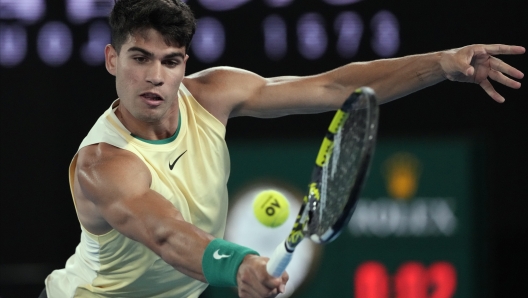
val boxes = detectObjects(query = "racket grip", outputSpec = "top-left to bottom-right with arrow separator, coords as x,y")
266,242 -> 293,277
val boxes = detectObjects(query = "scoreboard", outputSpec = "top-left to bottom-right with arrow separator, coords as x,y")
1,0 -> 401,68
206,138 -> 484,298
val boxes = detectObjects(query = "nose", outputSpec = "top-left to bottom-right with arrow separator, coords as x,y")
146,62 -> 164,87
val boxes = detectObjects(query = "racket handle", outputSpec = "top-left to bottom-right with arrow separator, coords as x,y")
266,242 -> 293,277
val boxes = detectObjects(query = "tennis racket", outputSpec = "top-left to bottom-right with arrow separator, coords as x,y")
266,86 -> 379,277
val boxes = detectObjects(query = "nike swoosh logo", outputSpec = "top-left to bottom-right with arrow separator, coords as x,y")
169,150 -> 187,170
213,249 -> 231,260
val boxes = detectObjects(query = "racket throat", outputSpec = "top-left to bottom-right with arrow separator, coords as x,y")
284,241 -> 296,253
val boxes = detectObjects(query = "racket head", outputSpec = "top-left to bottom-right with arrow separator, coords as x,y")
268,87 -> 379,276
305,87 -> 379,244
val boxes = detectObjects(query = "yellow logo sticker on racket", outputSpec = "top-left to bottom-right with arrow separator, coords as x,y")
328,109 -> 347,133
309,183 -> 321,201
316,138 -> 334,166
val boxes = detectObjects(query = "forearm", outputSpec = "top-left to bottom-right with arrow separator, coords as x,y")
326,51 -> 446,104
153,218 -> 214,282
95,182 -> 254,285
97,189 -> 214,282
155,221 -> 261,287
248,52 -> 447,117
127,207 -> 256,285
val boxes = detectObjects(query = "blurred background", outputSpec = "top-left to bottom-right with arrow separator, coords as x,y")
0,0 -> 526,297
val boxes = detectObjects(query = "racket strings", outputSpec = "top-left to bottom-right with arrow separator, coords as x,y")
331,127 -> 343,178
321,157 -> 328,223
320,125 -> 343,223
312,98 -> 372,236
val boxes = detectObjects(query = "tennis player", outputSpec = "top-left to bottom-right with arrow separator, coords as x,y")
42,0 -> 524,297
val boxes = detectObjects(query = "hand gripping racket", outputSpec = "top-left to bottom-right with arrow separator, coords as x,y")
266,87 -> 379,277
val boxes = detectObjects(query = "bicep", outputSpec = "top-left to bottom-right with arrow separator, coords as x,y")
186,67 -> 347,120
77,150 -> 183,250
234,74 -> 345,118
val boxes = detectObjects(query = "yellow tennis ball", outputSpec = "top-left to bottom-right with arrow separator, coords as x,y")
253,190 -> 290,228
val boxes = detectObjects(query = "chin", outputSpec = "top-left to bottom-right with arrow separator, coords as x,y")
132,110 -> 163,123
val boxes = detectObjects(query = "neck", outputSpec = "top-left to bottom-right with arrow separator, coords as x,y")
115,101 -> 180,140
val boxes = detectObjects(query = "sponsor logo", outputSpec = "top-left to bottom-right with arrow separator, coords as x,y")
383,152 -> 421,200
169,150 -> 187,170
348,197 -> 457,237
348,152 -> 457,237
213,249 -> 231,260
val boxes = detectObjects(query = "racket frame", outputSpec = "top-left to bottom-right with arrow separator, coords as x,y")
266,87 -> 379,277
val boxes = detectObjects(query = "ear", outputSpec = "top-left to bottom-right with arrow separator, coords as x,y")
105,44 -> 118,76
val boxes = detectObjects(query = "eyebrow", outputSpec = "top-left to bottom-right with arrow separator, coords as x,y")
127,47 -> 185,59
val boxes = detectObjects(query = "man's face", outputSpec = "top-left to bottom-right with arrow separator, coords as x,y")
105,28 -> 189,123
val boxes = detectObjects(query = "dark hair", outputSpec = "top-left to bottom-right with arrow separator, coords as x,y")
109,0 -> 196,54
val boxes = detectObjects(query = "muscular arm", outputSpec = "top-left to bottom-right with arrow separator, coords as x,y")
75,143 -> 288,296
75,143 -> 213,282
184,44 -> 524,122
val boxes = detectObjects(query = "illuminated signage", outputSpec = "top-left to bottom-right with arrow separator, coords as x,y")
205,139 -> 480,298
355,261 -> 457,298
0,0 -> 112,66
348,197 -> 458,237
1,0 -> 400,67
348,152 -> 457,238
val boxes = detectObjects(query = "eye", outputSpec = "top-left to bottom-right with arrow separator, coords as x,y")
163,60 -> 179,68
134,57 -> 147,63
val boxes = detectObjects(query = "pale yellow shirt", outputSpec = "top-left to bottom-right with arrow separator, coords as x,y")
45,84 -> 230,297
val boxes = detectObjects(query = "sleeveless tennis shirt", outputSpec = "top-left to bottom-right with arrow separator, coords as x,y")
45,84 -> 230,297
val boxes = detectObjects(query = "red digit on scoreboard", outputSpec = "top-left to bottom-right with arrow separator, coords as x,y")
354,261 -> 457,298
428,262 -> 457,298
354,261 -> 389,298
394,262 -> 428,298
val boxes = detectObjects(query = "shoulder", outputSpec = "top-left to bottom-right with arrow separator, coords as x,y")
185,66 -> 263,84
183,66 -> 266,100
183,67 -> 268,124
76,143 -> 151,203
77,143 -> 145,173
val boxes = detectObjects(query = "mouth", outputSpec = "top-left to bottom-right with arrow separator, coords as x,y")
140,92 -> 164,106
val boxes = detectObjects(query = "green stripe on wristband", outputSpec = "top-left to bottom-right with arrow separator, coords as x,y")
202,238 -> 259,287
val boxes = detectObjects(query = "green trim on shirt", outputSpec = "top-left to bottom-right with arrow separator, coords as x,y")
131,111 -> 181,144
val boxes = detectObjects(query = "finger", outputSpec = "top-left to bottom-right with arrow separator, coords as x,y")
238,283 -> 275,298
259,277 -> 284,298
489,69 -> 522,89
479,79 -> 504,103
267,288 -> 279,297
238,273 -> 275,298
280,272 -> 289,293
481,44 -> 526,56
238,286 -> 260,298
237,288 -> 250,298
453,49 -> 473,76
465,66 -> 475,76
252,279 -> 279,298
262,276 -> 282,290
261,276 -> 283,296
490,57 -> 525,79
